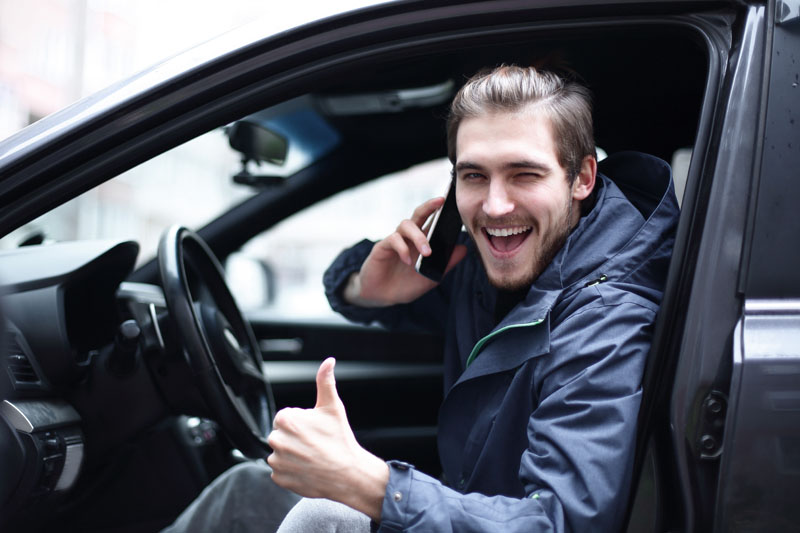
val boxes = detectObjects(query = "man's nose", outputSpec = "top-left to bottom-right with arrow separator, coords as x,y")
482,180 -> 514,218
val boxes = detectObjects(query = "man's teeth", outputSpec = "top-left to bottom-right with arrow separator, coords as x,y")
485,226 -> 531,237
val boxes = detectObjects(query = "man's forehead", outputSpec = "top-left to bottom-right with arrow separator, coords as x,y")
454,108 -> 559,165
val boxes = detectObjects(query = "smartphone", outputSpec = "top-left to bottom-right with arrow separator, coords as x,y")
416,180 -> 463,282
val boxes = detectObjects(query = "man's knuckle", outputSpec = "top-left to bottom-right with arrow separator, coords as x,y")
272,410 -> 287,427
398,219 -> 415,233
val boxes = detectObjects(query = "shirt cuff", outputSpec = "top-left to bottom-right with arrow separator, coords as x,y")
375,460 -> 414,532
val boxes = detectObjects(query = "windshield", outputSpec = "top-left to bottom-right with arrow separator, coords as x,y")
0,129 -> 254,262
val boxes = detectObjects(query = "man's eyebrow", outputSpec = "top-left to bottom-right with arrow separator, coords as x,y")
504,160 -> 551,172
455,161 -> 485,172
455,160 -> 552,172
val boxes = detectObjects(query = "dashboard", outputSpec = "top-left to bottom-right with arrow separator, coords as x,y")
0,240 -> 190,526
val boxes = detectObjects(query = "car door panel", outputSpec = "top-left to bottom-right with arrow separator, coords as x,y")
250,318 -> 445,476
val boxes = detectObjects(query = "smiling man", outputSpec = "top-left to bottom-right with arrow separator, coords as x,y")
454,108 -> 594,291
266,65 -> 680,533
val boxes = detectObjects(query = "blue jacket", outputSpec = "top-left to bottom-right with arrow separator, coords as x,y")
323,152 -> 679,532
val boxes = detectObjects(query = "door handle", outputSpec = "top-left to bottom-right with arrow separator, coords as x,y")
259,338 -> 303,355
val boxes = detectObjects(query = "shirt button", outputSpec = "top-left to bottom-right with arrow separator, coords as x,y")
393,491 -> 403,502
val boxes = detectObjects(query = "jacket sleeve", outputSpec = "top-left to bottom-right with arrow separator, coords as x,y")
376,293 -> 655,533
378,462 -> 563,533
322,239 -> 455,334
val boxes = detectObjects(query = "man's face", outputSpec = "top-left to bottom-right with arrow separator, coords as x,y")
454,109 -> 589,291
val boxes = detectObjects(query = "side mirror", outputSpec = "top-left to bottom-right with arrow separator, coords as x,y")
227,121 -> 288,166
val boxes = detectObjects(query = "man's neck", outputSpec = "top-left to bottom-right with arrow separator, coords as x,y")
493,286 -> 530,325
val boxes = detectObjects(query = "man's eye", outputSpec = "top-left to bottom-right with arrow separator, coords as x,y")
462,172 -> 485,180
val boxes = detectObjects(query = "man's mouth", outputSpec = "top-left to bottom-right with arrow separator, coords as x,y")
483,226 -> 532,253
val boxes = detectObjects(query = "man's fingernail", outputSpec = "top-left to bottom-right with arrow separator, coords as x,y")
422,245 -> 431,255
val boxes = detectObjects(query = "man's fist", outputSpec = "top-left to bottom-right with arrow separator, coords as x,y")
267,358 -> 389,521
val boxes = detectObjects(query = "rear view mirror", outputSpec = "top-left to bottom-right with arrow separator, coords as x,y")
227,121 -> 288,166
227,98 -> 341,187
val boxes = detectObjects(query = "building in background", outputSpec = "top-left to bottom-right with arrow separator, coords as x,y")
0,0 -> 277,138
0,1 -> 268,254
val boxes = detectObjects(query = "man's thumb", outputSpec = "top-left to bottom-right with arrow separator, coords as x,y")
315,357 -> 340,409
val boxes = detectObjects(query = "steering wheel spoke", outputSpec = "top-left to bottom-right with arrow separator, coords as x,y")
224,383 -> 262,435
158,226 -> 274,458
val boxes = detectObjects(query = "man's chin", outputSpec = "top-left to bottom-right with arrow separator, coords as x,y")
474,244 -> 539,292
485,269 -> 536,292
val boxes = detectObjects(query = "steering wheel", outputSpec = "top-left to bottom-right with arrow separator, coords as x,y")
158,226 -> 274,458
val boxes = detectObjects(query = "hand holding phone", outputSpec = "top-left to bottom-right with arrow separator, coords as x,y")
345,191 -> 465,307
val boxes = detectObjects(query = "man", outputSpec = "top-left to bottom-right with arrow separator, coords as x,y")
166,65 -> 678,533
266,65 -> 679,532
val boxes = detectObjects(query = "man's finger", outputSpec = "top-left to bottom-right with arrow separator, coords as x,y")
410,196 -> 445,227
315,357 -> 340,409
396,219 -> 432,258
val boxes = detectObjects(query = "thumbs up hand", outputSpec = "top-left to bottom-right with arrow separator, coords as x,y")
267,358 -> 389,521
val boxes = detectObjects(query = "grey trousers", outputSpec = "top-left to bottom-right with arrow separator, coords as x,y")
161,460 -> 371,533
161,460 -> 301,533
276,498 -> 372,533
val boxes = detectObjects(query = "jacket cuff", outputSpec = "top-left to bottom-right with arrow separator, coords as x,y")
375,460 -> 415,532
323,239 -> 377,322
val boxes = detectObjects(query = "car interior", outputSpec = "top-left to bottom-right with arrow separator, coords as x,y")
0,13 -> 716,533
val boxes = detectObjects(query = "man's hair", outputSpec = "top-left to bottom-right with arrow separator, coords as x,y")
447,65 -> 596,181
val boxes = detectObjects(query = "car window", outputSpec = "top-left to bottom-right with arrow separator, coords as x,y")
0,130 -> 255,259
230,158 -> 453,321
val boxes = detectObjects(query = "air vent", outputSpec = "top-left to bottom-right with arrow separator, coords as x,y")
6,335 -> 41,385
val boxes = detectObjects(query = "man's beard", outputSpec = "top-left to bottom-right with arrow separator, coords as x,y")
473,201 -> 574,292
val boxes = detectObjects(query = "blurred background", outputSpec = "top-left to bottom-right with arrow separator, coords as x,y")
0,0 -> 386,138
0,0 -> 453,320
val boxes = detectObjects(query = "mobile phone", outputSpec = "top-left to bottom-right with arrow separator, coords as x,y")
416,180 -> 463,282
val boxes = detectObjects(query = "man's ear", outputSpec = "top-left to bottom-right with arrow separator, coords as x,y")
572,155 -> 597,201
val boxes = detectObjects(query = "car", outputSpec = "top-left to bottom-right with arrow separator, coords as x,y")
1,1 -> 798,531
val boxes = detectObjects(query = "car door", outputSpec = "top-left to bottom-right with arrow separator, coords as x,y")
712,9 -> 800,531
626,4 -> 800,532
